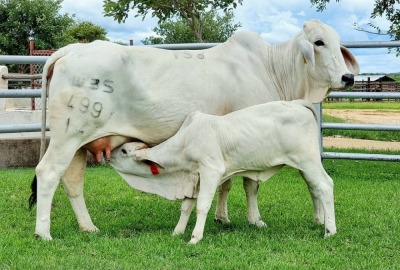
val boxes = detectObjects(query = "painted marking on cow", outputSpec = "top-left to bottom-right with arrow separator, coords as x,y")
67,95 -> 104,118
89,79 -> 100,90
103,79 -> 114,93
91,102 -> 103,118
79,97 -> 91,113
72,76 -> 84,87
173,51 -> 205,60
67,95 -> 74,109
66,117 -> 70,132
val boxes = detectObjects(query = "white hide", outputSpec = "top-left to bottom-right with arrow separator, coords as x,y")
111,100 -> 336,244
35,19 -> 351,240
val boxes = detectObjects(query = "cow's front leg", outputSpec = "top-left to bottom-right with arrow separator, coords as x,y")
173,198 -> 196,235
61,148 -> 98,233
243,178 -> 266,228
215,178 -> 232,224
190,168 -> 222,244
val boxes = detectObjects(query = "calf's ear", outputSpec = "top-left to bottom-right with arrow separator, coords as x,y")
299,39 -> 315,67
134,151 -> 166,170
341,46 -> 360,75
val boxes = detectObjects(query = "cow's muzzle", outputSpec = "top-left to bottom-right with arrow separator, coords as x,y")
341,73 -> 354,87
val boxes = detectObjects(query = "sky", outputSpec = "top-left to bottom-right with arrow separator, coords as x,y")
60,0 -> 400,74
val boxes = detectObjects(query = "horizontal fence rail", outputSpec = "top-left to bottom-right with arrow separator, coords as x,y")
1,40 -> 399,163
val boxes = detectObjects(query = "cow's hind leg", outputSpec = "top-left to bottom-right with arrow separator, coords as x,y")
215,178 -> 232,224
35,141 -> 80,240
173,198 -> 196,235
300,163 -> 336,237
243,178 -> 266,227
61,147 -> 98,232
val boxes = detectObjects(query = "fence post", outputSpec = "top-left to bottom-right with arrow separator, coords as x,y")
0,66 -> 8,111
0,65 -> 7,89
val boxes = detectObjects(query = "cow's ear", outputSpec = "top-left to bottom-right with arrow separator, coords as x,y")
341,46 -> 360,75
299,39 -> 315,67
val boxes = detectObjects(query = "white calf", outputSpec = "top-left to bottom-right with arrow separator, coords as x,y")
111,100 -> 336,244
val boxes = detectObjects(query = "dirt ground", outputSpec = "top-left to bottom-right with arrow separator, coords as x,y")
322,109 -> 400,150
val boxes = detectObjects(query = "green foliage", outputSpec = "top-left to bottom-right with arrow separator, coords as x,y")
103,0 -> 243,42
0,0 -> 74,55
310,0 -> 400,55
142,10 -> 241,44
1,162 -> 400,269
62,21 -> 108,44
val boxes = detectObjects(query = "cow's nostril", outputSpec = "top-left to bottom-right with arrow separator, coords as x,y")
121,149 -> 127,155
341,73 -> 354,86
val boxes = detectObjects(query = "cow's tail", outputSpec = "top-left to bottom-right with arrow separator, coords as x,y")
28,175 -> 37,210
30,44 -> 82,209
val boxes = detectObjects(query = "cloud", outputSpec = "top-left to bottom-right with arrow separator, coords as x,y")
59,0 -> 399,73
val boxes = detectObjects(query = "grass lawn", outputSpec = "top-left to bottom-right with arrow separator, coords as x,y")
1,161 -> 399,270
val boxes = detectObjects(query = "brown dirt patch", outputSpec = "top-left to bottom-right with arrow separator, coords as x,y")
323,109 -> 400,150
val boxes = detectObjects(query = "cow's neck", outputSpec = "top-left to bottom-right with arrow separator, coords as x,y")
265,39 -> 329,103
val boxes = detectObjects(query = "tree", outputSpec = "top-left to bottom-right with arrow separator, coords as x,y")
310,0 -> 400,54
103,0 -> 243,42
62,21 -> 108,44
0,0 -> 74,55
142,10 -> 241,44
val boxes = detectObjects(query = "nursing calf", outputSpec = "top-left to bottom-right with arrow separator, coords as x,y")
111,100 -> 336,244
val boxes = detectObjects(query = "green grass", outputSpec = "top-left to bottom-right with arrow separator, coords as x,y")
322,101 -> 400,110
1,163 -> 400,269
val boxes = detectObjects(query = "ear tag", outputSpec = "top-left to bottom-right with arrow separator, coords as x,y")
149,163 -> 160,175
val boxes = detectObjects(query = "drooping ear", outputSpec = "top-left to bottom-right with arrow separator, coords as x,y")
134,151 -> 166,170
298,39 -> 315,67
340,46 -> 360,75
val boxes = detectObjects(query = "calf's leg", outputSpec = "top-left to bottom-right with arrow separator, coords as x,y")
215,178 -> 232,224
300,164 -> 336,237
173,198 -> 196,235
61,148 -> 98,232
190,169 -> 222,244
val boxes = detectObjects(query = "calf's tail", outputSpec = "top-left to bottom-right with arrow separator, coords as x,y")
28,175 -> 38,209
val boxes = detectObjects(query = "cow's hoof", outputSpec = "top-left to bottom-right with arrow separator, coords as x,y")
214,217 -> 231,224
324,228 -> 337,237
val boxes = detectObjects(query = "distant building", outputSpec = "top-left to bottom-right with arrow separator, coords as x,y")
355,75 -> 395,82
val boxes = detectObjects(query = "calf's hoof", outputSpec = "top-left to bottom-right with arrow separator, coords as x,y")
80,225 -> 100,233
250,219 -> 267,228
34,232 -> 53,241
189,235 -> 202,245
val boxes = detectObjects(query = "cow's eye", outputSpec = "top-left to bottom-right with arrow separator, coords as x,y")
314,40 -> 325,46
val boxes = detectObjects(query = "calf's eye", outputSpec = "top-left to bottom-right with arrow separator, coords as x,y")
314,40 -> 325,46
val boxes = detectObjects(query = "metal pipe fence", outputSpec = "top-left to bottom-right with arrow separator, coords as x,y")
1,40 -> 399,162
